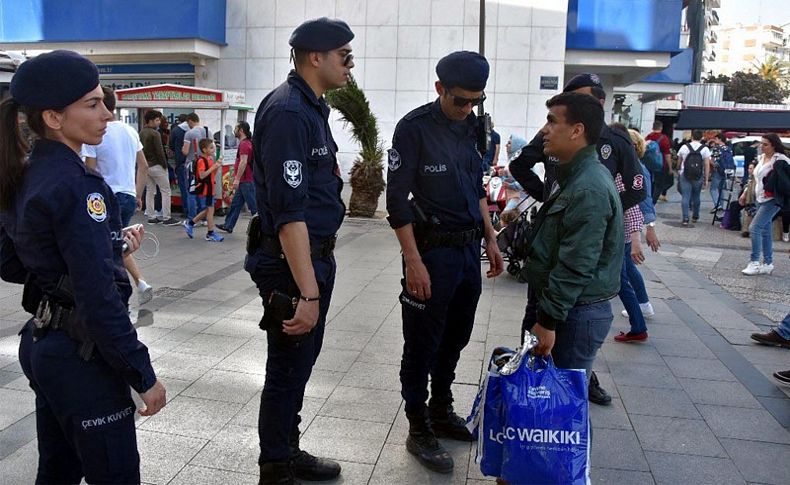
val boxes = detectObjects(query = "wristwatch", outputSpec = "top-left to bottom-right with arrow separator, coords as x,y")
647,222 -> 656,227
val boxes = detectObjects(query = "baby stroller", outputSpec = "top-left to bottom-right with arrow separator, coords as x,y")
481,195 -> 539,283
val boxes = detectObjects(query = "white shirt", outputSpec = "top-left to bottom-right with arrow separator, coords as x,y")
82,121 -> 143,197
754,153 -> 790,203
677,141 -> 711,176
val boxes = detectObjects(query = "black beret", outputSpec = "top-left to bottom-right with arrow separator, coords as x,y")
10,50 -> 99,110
563,73 -> 604,93
289,17 -> 354,52
436,51 -> 489,91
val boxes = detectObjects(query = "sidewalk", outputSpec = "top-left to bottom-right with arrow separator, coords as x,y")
1,196 -> 789,484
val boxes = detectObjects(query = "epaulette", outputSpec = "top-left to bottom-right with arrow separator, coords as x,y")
284,85 -> 301,113
404,103 -> 432,121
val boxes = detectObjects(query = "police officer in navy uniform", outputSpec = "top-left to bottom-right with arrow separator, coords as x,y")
509,73 -> 647,406
0,50 -> 166,483
387,51 -> 504,474
247,18 -> 354,485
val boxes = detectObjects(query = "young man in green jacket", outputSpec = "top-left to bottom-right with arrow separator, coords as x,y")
526,92 -> 624,379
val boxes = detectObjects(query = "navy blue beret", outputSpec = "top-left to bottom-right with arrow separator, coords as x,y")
563,73 -> 604,93
436,51 -> 489,91
10,50 -> 99,110
289,17 -> 354,52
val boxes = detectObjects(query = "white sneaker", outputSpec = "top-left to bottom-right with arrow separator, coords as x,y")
741,261 -> 762,275
621,302 -> 655,319
138,281 -> 153,305
783,232 -> 789,243
759,263 -> 774,275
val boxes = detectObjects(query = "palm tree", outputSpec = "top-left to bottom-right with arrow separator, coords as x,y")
752,55 -> 789,85
325,75 -> 385,218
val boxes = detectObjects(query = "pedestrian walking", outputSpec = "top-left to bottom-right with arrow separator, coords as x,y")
246,17 -> 354,485
217,121 -> 257,233
0,49 -> 165,483
140,109 -> 179,225
183,139 -> 224,242
677,130 -> 712,225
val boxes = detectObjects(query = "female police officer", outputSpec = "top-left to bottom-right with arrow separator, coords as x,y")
0,50 -> 166,484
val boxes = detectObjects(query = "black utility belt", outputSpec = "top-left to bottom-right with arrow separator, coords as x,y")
28,296 -> 95,361
260,234 -> 337,260
419,227 -> 482,249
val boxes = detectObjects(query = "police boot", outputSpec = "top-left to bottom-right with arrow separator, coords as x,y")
428,396 -> 474,442
588,371 -> 612,406
406,410 -> 454,474
288,431 -> 341,481
258,462 -> 294,485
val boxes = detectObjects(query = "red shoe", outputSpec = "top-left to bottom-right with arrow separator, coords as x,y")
615,331 -> 648,343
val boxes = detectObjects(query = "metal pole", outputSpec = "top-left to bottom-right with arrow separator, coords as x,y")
478,0 -> 485,116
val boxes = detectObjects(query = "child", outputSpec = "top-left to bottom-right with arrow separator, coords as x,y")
184,139 -> 224,242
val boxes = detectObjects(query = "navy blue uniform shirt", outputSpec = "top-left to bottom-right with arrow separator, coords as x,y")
387,100 -> 486,231
0,140 -> 156,393
597,124 -> 646,211
252,71 -> 345,242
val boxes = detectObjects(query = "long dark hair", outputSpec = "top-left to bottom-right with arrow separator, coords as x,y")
0,98 -> 30,210
762,133 -> 786,157
236,121 -> 252,139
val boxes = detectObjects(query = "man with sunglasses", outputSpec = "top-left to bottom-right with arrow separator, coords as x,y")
386,50 -> 504,474
247,17 -> 354,485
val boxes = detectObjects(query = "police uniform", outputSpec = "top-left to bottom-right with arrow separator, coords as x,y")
246,17 -> 351,484
0,50 -> 156,483
386,51 -> 489,473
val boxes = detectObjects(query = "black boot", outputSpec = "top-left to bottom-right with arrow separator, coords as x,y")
288,429 -> 341,481
406,410 -> 454,474
259,462 -> 294,485
588,371 -> 612,406
428,397 -> 474,442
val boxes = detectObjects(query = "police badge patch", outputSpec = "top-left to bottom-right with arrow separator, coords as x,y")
388,148 -> 401,172
600,144 -> 612,160
283,160 -> 303,188
86,193 -> 107,222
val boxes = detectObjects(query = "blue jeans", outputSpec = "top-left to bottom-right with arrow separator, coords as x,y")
679,176 -> 703,221
710,171 -> 725,207
175,164 -> 195,219
776,313 -> 790,340
619,243 -> 648,334
114,192 -> 137,227
624,245 -> 649,304
749,200 -> 782,264
551,301 -> 612,383
222,182 -> 257,231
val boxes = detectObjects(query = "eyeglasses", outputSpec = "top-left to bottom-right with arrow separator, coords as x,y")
448,91 -> 486,107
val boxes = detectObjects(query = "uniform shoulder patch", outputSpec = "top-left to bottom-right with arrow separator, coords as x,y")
388,148 -> 401,172
600,144 -> 612,160
283,160 -> 303,188
86,193 -> 107,222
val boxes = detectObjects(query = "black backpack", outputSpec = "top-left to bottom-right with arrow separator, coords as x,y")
189,156 -> 209,195
683,144 -> 704,181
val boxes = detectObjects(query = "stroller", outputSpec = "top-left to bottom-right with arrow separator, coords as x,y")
484,171 -> 508,230
482,195 -> 539,283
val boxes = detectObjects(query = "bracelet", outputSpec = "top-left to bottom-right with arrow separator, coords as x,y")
299,294 -> 320,302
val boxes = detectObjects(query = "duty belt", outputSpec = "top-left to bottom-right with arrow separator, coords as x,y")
260,234 -> 337,260
29,296 -> 95,361
420,227 -> 482,250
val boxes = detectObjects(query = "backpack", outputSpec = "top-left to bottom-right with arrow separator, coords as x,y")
189,156 -> 209,195
642,140 -> 663,172
683,143 -> 704,181
718,145 -> 735,172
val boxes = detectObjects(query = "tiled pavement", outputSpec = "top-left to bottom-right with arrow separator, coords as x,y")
1,193 -> 789,484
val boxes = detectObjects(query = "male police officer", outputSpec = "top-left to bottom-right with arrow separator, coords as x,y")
509,73 -> 646,406
247,18 -> 354,485
387,51 -> 504,474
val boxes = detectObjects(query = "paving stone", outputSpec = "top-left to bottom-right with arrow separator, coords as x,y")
305,369 -> 345,399
139,395 -> 242,440
0,412 -> 35,460
631,415 -> 726,457
168,464 -> 258,485
137,429 -> 206,485
320,460 -> 375,484
599,342 -> 667,365
321,329 -> 374,351
0,439 -> 38,484
719,438 -> 790,485
230,393 -> 324,431
314,348 -> 362,373
645,451 -> 746,485
736,345 -> 790,367
174,333 -> 247,360
300,416 -> 389,464
679,378 -> 763,408
665,356 -> 738,381
190,424 -> 259,475
590,468 -> 655,484
214,339 -> 268,375
369,442 -> 471,484
201,318 -> 261,338
0,388 -> 34,431
181,369 -> 265,404
618,385 -> 701,419
589,398 -> 632,431
651,337 -> 718,359
590,428 -> 649,471
340,361 -> 401,391
319,386 -> 401,423
608,362 -> 682,389
150,351 -> 222,381
697,404 -> 790,444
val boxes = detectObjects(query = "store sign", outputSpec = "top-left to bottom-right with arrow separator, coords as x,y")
540,76 -> 559,90
117,85 -> 223,103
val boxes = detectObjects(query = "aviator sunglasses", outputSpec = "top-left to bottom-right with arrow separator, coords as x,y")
448,91 -> 486,107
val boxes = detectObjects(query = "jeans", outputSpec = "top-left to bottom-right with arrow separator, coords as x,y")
679,176 -> 703,221
619,243 -> 648,334
175,164 -> 195,219
710,171 -> 725,207
551,301 -> 613,382
115,192 -> 137,227
222,181 -> 257,231
776,313 -> 790,340
749,200 -> 782,264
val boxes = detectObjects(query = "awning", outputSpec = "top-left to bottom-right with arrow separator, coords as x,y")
675,107 -> 790,131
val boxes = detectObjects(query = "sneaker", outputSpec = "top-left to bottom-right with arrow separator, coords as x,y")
783,232 -> 790,243
215,223 -> 232,234
199,220 -> 208,226
205,231 -> 224,242
183,220 -> 194,239
138,281 -> 153,305
588,371 -> 611,406
621,302 -> 655,319
692,217 -> 699,223
750,330 -> 790,348
682,219 -> 689,226
160,217 -> 181,226
614,331 -> 649,342
741,261 -> 761,275
774,370 -> 790,386
147,217 -> 160,224
659,195 -> 668,202
759,263 -> 774,275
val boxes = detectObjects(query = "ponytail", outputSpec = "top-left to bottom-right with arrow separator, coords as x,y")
0,97 -> 29,211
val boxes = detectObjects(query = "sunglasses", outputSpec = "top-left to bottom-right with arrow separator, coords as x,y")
338,51 -> 354,67
448,91 -> 486,107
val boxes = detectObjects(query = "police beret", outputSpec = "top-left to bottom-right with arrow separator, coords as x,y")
436,51 -> 489,91
10,50 -> 99,110
289,17 -> 354,52
563,73 -> 604,93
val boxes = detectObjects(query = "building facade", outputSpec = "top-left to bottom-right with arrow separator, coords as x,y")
707,23 -> 790,77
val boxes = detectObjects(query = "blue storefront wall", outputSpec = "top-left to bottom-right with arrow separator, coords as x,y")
641,48 -> 694,84
0,0 -> 226,45
567,0 -> 683,53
